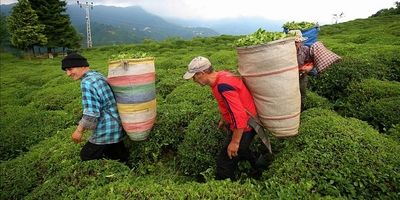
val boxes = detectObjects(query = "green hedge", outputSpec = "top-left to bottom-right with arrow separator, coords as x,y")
2,110 -> 399,199
341,79 -> 400,106
0,128 -> 81,199
304,91 -> 333,111
309,58 -> 389,101
155,68 -> 188,99
357,97 -> 400,131
29,82 -> 80,111
339,79 -> 400,132
387,124 -> 400,142
24,160 -> 131,200
165,82 -> 214,105
0,105 -> 74,160
127,101 -> 203,164
264,108 -> 400,199
177,106 -> 225,177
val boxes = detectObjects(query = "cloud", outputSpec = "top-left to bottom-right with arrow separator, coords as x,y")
3,0 -> 397,24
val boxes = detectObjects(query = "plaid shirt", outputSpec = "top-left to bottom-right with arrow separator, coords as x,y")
79,70 -> 124,144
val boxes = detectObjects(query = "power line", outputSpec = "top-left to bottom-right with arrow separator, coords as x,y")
77,1 -> 93,48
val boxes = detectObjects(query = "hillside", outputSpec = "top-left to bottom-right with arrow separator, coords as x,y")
0,13 -> 399,199
0,4 -> 219,46
166,16 -> 284,35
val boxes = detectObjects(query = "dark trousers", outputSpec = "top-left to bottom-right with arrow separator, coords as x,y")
299,74 -> 308,112
80,140 -> 129,163
216,130 -> 257,180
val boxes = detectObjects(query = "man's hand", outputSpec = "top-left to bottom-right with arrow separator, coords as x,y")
227,141 -> 239,159
299,64 -> 313,74
218,119 -> 225,130
71,125 -> 85,143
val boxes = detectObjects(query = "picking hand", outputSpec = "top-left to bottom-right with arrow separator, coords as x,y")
227,142 -> 239,159
299,64 -> 313,73
71,130 -> 83,143
218,119 -> 225,130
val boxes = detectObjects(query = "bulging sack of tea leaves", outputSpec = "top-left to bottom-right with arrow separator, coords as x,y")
107,57 -> 156,141
236,37 -> 301,138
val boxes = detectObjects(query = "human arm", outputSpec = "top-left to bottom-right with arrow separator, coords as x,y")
71,124 -> 85,143
218,116 -> 225,130
227,128 -> 244,159
73,78 -> 101,143
217,83 -> 248,158
297,45 -> 316,75
71,114 -> 98,143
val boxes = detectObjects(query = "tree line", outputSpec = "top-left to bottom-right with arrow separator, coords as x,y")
3,0 -> 81,57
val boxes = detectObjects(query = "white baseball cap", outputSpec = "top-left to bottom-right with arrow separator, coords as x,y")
289,30 -> 308,42
183,56 -> 212,79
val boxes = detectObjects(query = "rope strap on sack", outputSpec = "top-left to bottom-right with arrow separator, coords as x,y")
246,110 -> 272,154
239,65 -> 298,77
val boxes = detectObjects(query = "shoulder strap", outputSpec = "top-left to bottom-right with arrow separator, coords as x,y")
245,110 -> 272,154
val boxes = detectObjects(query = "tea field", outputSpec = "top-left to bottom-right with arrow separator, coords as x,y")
1,14 -> 399,199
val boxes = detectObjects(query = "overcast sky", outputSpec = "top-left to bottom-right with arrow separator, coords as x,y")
1,0 -> 397,24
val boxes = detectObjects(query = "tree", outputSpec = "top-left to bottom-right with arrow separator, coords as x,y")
62,25 -> 82,52
7,0 -> 47,56
0,13 -> 10,47
371,1 -> 400,17
29,0 -> 81,54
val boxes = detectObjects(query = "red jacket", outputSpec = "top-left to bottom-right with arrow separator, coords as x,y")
211,71 -> 257,131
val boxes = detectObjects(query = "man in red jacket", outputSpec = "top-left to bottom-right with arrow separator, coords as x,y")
183,56 -> 263,180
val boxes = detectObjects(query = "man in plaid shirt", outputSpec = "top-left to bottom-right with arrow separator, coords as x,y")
62,53 -> 128,163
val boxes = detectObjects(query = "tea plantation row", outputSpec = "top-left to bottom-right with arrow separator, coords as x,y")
1,15 -> 399,199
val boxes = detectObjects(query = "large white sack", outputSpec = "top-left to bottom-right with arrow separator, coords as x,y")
237,38 -> 301,137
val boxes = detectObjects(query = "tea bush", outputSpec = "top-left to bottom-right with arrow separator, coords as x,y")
156,54 -> 188,70
376,50 -> 400,82
156,68 -> 187,98
1,13 -> 400,199
342,79 -> 400,105
309,57 -> 389,101
128,81 -> 216,166
320,15 -> 400,46
63,97 -> 83,124
0,127 -> 81,199
356,97 -> 400,132
208,50 -> 236,68
128,101 -> 202,163
303,91 -> 333,111
387,124 -> 400,142
338,79 -> 400,131
0,105 -> 74,160
177,106 -> 225,177
77,178 -> 263,199
312,15 -> 400,101
264,108 -> 400,199
24,159 -> 131,200
29,82 -> 81,111
165,82 -> 214,105
0,81 -> 40,106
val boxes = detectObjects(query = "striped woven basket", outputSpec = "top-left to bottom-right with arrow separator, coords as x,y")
107,57 -> 156,141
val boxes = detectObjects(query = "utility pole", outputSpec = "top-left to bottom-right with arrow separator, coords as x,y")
332,12 -> 344,24
77,1 -> 93,48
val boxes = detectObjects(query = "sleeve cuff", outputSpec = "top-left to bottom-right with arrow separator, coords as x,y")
308,67 -> 319,76
79,115 -> 98,130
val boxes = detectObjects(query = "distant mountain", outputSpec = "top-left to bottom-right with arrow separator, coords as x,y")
166,17 -> 285,35
67,5 -> 219,44
0,4 -> 219,46
0,3 -> 285,46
